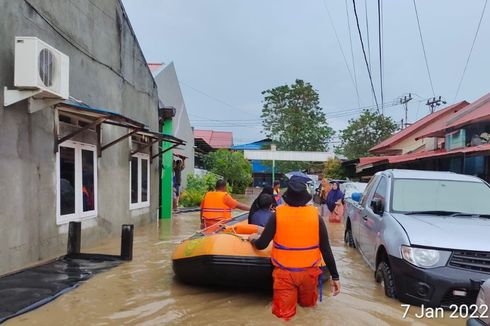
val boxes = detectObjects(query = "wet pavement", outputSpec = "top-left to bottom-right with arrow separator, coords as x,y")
6,207 -> 464,325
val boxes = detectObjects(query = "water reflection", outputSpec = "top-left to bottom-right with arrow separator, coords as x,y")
6,210 -> 463,325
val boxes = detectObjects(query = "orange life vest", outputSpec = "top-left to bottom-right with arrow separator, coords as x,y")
201,191 -> 232,223
271,205 -> 321,270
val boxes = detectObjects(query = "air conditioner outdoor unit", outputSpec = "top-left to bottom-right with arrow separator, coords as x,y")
425,137 -> 439,151
4,37 -> 69,112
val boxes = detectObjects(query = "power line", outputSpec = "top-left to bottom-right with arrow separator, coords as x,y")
352,0 -> 380,111
412,0 -> 436,97
454,0 -> 488,101
180,81 -> 257,118
321,0 -> 360,106
364,0 -> 371,68
378,0 -> 384,113
344,0 -> 361,107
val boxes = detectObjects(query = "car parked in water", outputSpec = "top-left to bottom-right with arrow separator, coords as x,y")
467,279 -> 490,325
343,169 -> 490,307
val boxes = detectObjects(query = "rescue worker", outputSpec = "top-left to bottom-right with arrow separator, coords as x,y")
249,177 -> 341,320
273,180 -> 283,205
200,179 -> 250,228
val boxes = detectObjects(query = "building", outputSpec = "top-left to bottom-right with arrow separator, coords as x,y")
346,93 -> 490,181
193,129 -> 233,168
150,62 -> 194,188
0,1 -> 172,275
230,139 -> 275,186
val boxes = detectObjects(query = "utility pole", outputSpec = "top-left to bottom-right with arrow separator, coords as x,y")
399,93 -> 413,129
426,96 -> 447,113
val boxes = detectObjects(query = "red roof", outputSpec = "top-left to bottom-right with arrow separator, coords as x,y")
148,63 -> 164,72
358,156 -> 388,166
370,101 -> 469,154
417,93 -> 490,139
194,129 -> 233,149
357,143 -> 490,171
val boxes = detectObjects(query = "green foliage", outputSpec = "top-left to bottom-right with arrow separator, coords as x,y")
323,159 -> 346,179
180,173 -> 232,207
204,149 -> 252,194
337,110 -> 398,160
179,189 -> 204,208
260,79 -> 335,172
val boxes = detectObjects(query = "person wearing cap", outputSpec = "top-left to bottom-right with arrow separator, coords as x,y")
249,177 -> 341,320
200,179 -> 250,228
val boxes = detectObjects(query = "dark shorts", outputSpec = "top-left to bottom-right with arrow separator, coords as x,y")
174,184 -> 180,196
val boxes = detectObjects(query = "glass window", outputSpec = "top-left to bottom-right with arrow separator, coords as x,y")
141,158 -> 148,202
130,154 -> 150,209
373,177 -> 388,205
57,141 -> 97,224
360,176 -> 378,206
131,157 -> 138,204
60,147 -> 75,215
82,149 -> 95,212
392,178 -> 490,215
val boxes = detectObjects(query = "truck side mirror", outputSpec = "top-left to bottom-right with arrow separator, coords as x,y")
370,198 -> 384,215
351,192 -> 362,203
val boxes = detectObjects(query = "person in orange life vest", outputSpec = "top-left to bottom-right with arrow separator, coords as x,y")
273,180 -> 283,205
249,178 -> 341,320
200,179 -> 250,229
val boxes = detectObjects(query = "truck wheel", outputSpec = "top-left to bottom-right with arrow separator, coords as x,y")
344,228 -> 356,248
375,261 -> 396,298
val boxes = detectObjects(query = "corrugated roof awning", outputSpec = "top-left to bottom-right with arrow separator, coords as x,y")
54,99 -> 185,161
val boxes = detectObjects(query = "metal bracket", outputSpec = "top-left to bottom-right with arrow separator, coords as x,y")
4,87 -> 42,107
4,87 -> 63,113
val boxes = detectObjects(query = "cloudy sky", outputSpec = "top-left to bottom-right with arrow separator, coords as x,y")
123,0 -> 490,145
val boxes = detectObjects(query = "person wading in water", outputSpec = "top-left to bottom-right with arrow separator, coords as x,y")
249,177 -> 341,320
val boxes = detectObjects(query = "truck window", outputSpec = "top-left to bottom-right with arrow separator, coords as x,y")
373,177 -> 388,206
360,176 -> 378,206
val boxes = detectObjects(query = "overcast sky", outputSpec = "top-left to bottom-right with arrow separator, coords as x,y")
123,0 -> 490,145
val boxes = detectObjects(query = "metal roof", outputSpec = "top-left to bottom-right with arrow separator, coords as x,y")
417,92 -> 490,139
370,101 -> 469,153
194,129 -> 233,149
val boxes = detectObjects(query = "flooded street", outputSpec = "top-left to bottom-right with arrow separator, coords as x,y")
6,207 -> 463,326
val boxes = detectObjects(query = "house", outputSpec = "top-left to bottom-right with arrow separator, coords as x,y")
0,1 -> 179,275
230,139 -> 277,186
150,62 -> 194,188
346,93 -> 490,181
193,129 -> 233,168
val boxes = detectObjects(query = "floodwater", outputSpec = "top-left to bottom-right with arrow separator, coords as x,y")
6,206 -> 464,325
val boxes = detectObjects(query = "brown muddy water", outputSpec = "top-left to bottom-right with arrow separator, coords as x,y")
6,209 -> 464,325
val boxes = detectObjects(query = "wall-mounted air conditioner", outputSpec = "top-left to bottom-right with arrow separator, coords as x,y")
425,137 -> 439,151
4,37 -> 70,112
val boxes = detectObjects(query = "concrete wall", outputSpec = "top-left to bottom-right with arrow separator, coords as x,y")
0,0 -> 159,275
154,62 -> 195,188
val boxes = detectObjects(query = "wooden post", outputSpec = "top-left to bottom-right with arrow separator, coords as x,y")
67,221 -> 81,255
120,224 -> 134,260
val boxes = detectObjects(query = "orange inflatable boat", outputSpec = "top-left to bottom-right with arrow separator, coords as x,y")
172,214 -> 273,288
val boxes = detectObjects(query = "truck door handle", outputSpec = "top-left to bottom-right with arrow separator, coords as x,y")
362,216 -> 368,222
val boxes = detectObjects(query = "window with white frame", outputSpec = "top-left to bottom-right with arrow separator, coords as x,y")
57,140 -> 97,224
130,153 -> 150,209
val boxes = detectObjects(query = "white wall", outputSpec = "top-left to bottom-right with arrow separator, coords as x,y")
153,62 -> 195,188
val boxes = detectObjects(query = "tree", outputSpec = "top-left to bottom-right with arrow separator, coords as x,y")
337,110 -> 398,159
204,149 -> 253,194
323,159 -> 346,179
261,79 -> 334,171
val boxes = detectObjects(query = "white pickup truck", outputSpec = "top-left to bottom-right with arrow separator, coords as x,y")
343,169 -> 490,308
